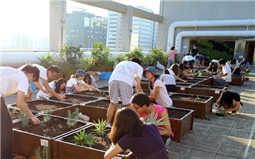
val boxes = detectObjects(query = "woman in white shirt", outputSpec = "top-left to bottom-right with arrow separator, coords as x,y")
144,68 -> 172,108
160,69 -> 176,92
36,78 -> 67,99
84,73 -> 98,88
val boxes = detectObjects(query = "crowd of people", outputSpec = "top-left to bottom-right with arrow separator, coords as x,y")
1,44 -> 250,159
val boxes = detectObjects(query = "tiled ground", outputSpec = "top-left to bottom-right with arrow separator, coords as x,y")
5,67 -> 255,159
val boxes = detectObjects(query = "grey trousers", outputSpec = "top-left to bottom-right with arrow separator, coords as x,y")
1,97 -> 13,159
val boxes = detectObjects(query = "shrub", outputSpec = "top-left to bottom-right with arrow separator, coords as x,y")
74,129 -> 97,147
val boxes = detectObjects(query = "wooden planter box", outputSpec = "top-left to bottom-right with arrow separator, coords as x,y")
167,107 -> 194,142
170,93 -> 213,119
175,82 -> 193,93
9,99 -> 74,114
50,94 -> 98,105
230,75 -> 243,86
12,115 -> 90,158
52,105 -> 107,122
98,86 -> 108,91
73,90 -> 109,98
53,125 -> 133,159
197,77 -> 214,85
186,84 -> 227,102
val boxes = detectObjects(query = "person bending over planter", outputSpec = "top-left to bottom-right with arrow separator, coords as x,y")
168,64 -> 187,83
84,73 -> 98,88
130,92 -> 173,144
66,69 -> 99,94
213,59 -> 232,86
144,68 -> 173,108
216,91 -> 243,115
160,69 -> 176,92
36,78 -> 67,99
0,65 -> 41,159
104,108 -> 169,159
208,62 -> 218,72
18,64 -> 65,102
107,57 -> 143,126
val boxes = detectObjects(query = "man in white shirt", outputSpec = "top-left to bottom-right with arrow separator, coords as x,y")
107,57 -> 143,125
18,64 -> 65,101
0,64 -> 41,159
214,59 -> 232,84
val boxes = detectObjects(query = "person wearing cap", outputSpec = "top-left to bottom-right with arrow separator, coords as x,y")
107,57 -> 143,125
144,68 -> 173,108
18,64 -> 65,101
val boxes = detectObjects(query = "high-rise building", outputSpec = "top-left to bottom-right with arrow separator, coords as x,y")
106,7 -> 158,51
66,10 -> 107,48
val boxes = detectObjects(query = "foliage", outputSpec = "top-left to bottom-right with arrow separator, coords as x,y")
93,119 -> 108,136
195,95 -> 200,100
115,53 -> 125,64
35,146 -> 50,159
143,112 -> 167,127
142,54 -> 155,66
12,109 -> 18,114
149,48 -> 166,64
124,47 -> 144,61
74,129 -> 97,147
20,111 -> 29,127
59,43 -> 83,65
37,52 -> 57,68
67,108 -> 80,127
43,114 -> 51,122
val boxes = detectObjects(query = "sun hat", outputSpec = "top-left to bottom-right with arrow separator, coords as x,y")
143,68 -> 160,79
75,69 -> 86,77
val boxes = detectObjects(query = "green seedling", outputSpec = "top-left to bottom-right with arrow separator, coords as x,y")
20,111 -> 29,127
35,146 -> 50,159
74,129 -> 97,147
93,119 -> 108,136
43,114 -> 51,122
67,108 -> 80,127
12,109 -> 18,114
143,112 -> 167,127
195,95 -> 200,100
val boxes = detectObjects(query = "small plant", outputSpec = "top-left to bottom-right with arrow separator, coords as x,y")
37,52 -> 57,68
43,108 -> 52,122
12,109 -> 18,114
34,146 -> 50,159
67,108 -> 80,127
143,112 -> 167,127
93,119 -> 108,136
195,95 -> 200,100
20,111 -> 29,127
74,129 -> 97,147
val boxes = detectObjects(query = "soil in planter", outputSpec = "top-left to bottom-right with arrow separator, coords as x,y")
12,100 -> 71,113
192,84 -> 225,89
74,90 -> 109,97
171,94 -> 208,102
50,95 -> 97,104
8,108 -> 37,120
63,126 -> 112,151
176,82 -> 193,86
86,100 -> 123,109
168,109 -> 190,119
98,86 -> 108,91
13,116 -> 86,137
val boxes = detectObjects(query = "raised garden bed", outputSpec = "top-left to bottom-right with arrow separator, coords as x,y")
197,77 -> 214,85
53,125 -> 133,159
12,115 -> 90,158
98,86 -> 108,91
187,84 -> 227,102
50,94 -> 98,105
9,99 -> 74,114
230,75 -> 244,86
86,99 -> 123,109
167,107 -> 194,142
170,93 -> 213,119
74,90 -> 109,98
8,106 -> 37,122
175,82 -> 193,93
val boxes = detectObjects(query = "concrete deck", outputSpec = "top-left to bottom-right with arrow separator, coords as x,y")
5,67 -> 255,159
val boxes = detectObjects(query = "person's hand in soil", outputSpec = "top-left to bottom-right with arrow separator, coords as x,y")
58,94 -> 66,99
57,96 -> 66,102
31,116 -> 40,125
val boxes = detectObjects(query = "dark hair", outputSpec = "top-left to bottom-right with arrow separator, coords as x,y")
230,59 -> 236,65
183,61 -> 188,66
240,58 -> 248,65
130,92 -> 150,107
21,64 -> 40,82
84,74 -> 91,85
47,65 -> 60,73
208,62 -> 218,72
109,108 -> 143,144
55,78 -> 67,94
170,64 -> 179,75
130,57 -> 141,65
218,59 -> 226,65
163,69 -> 170,74
220,91 -> 234,109
179,63 -> 184,71
171,46 -> 175,50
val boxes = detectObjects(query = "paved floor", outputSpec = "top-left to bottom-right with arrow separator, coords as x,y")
5,67 -> 255,159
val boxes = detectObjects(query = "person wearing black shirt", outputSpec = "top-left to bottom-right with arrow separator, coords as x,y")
190,45 -> 199,57
216,91 -> 242,115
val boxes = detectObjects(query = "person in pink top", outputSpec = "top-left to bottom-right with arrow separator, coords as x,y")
130,92 -> 173,143
167,46 -> 184,69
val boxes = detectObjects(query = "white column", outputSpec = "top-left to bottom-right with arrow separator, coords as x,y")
157,22 -> 169,51
50,0 -> 66,52
121,5 -> 133,52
